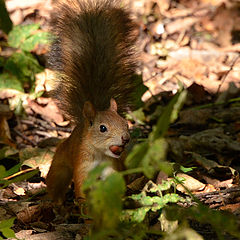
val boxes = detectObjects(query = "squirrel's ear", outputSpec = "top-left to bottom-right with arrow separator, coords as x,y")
109,98 -> 118,112
83,101 -> 96,122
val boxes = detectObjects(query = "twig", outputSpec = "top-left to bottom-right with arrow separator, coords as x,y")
14,129 -> 37,146
21,119 -> 72,133
217,54 -> 240,94
35,130 -> 52,138
143,72 -> 162,83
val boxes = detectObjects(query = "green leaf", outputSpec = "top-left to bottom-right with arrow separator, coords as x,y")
142,138 -> 172,178
128,108 -> 145,124
131,192 -> 153,205
4,52 -> 43,83
89,172 -> 126,229
21,32 -> 50,51
170,88 -> 187,123
122,207 -> 150,223
2,169 -> 39,189
122,192 -> 182,223
0,163 -> 21,180
0,217 -> 15,229
0,217 -> 16,239
4,163 -> 21,178
180,166 -> 194,173
126,89 -> 186,179
0,56 -> 5,67
0,165 -> 6,179
1,228 -> 16,238
82,162 -> 110,191
0,73 -> 24,92
8,24 -> 40,49
125,141 -> 149,169
151,194 -> 183,211
131,74 -> 148,109
150,89 -> 187,141
149,180 -> 174,192
0,165 -> 8,186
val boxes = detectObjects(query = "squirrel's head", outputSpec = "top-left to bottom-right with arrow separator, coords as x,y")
83,98 -> 130,158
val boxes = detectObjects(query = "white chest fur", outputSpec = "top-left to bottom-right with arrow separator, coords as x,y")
89,151 -> 115,179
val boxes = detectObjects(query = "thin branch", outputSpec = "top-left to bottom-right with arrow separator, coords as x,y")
217,54 -> 240,94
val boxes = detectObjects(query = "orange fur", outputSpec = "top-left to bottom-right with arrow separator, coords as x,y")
46,103 -> 128,203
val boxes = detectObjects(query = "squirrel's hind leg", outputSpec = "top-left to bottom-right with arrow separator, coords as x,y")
46,139 -> 73,205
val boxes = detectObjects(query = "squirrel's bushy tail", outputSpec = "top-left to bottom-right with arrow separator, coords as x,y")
48,0 -> 138,123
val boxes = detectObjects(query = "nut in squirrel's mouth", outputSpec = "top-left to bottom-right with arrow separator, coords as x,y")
109,145 -> 124,156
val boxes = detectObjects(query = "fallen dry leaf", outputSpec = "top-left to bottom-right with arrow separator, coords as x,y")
175,173 -> 206,194
165,17 -> 199,35
27,98 -> 64,124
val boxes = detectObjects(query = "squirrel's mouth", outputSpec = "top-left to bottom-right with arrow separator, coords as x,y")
109,145 -> 124,156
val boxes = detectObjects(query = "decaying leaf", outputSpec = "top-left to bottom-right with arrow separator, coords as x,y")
174,173 -> 205,194
19,147 -> 54,177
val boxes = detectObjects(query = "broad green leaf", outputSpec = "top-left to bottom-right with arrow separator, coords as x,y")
131,192 -> 182,211
128,108 -> 145,124
163,193 -> 182,203
151,194 -> 183,211
142,138 -> 171,178
21,32 -> 50,51
89,172 -> 125,229
0,165 -> 8,186
149,180 -> 173,192
170,88 -> 187,123
126,89 -> 186,178
123,180 -> 184,223
4,52 -> 43,83
131,193 -> 153,205
2,169 -> 39,189
82,162 -> 110,191
0,163 -> 21,180
150,89 -> 187,141
131,74 -> 147,109
1,228 -> 15,238
4,163 -> 21,178
0,217 -> 15,239
121,207 -> 150,223
8,24 -> 40,49
0,73 -> 23,92
180,166 -> 194,173
125,141 -> 149,169
0,165 -> 6,179
0,56 -> 5,67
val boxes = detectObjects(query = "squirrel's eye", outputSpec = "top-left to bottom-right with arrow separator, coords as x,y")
100,125 -> 107,133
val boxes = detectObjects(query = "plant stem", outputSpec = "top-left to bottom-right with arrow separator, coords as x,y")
121,167 -> 144,176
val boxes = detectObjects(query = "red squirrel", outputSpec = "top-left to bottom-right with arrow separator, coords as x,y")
46,0 -> 138,204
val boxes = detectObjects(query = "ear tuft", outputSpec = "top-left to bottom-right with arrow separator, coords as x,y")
83,101 -> 96,121
109,98 -> 118,112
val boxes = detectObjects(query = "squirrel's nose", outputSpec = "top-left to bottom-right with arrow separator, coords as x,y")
122,133 -> 130,145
